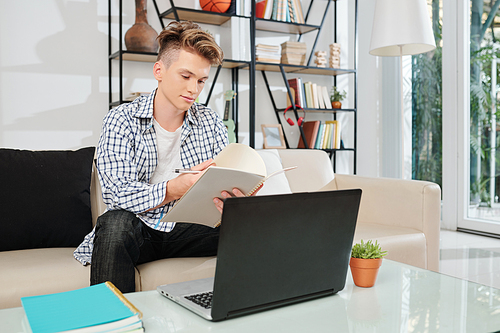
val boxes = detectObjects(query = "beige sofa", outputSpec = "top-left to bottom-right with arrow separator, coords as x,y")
0,149 -> 440,309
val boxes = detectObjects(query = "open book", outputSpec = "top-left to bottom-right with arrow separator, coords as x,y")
161,143 -> 296,228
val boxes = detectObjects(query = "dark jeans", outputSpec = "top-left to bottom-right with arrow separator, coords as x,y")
90,209 -> 220,293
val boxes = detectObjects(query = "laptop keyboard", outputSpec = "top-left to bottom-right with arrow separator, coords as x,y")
185,292 -> 213,309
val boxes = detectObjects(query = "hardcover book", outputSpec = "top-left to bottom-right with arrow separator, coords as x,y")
298,121 -> 320,149
21,282 -> 143,333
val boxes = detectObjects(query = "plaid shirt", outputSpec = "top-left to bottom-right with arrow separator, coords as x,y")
74,89 -> 228,265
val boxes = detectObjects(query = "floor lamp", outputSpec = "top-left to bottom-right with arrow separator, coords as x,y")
369,0 -> 436,179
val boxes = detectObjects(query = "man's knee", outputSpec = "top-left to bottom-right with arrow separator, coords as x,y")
94,210 -> 141,244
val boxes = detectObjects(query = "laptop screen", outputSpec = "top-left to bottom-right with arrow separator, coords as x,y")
210,189 -> 361,321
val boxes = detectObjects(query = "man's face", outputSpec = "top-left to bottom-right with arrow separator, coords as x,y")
154,48 -> 211,113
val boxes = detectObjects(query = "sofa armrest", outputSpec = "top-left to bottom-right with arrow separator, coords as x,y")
90,162 -> 106,228
333,174 -> 441,271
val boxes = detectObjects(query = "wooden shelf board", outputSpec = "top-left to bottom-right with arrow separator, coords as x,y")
109,51 -> 157,62
110,51 -> 249,68
159,8 -> 319,34
161,7 -> 234,25
255,19 -> 319,34
256,62 -> 355,76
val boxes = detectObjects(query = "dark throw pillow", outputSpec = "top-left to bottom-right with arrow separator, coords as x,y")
0,147 -> 95,251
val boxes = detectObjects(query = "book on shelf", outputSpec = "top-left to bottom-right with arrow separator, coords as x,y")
161,143 -> 296,228
292,0 -> 305,23
304,82 -> 313,109
240,15 -> 251,61
256,43 -> 280,51
315,123 -> 324,149
322,122 -> 332,149
256,43 -> 280,63
302,120 -> 342,150
220,17 -> 240,61
281,41 -> 307,51
322,86 -> 333,109
297,120 -> 320,149
21,282 -> 143,333
316,84 -> 326,109
256,0 -> 267,18
265,0 -> 305,23
281,54 -> 306,65
286,77 -> 305,107
325,120 -> 341,149
281,41 -> 307,65
286,87 -> 296,106
312,83 -> 320,109
264,0 -> 274,19
256,56 -> 281,63
271,0 -> 279,20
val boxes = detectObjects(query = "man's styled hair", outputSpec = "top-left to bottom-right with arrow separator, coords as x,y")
156,21 -> 224,68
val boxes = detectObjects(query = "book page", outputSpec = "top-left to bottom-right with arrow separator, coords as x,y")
213,143 -> 267,176
161,167 -> 265,227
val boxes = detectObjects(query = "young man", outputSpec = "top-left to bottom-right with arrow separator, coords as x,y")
74,21 -> 243,293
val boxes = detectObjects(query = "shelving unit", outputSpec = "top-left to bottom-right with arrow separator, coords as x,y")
108,0 -> 357,173
255,0 -> 358,173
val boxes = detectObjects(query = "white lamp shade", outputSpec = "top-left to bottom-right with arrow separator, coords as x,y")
369,0 -> 436,56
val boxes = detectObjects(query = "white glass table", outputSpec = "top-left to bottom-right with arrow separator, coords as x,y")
2,260 -> 500,332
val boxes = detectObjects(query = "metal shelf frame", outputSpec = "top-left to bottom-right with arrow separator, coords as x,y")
108,0 -> 357,173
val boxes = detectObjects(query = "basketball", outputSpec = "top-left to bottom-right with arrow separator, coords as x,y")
199,0 -> 231,13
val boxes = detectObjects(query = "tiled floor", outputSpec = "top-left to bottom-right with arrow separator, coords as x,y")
440,229 -> 500,289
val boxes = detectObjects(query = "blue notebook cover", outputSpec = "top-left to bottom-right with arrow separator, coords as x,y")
21,283 -> 140,333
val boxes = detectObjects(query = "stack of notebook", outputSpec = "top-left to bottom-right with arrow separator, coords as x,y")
21,282 -> 144,333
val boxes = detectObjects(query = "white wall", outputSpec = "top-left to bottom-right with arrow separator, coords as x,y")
0,0 -> 383,177
0,0 -> 109,150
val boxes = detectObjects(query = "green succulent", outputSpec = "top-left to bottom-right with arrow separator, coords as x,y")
351,240 -> 387,259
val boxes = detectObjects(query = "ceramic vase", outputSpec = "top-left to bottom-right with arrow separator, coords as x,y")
349,257 -> 382,288
124,0 -> 159,53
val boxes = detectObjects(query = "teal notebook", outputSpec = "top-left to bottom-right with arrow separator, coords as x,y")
21,282 -> 143,333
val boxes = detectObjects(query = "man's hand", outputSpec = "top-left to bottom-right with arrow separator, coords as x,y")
149,159 -> 214,211
213,184 -> 263,214
165,159 -> 214,203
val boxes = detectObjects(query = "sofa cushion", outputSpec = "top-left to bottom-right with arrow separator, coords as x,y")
0,248 -> 91,309
256,149 -> 292,195
0,147 -> 95,251
136,257 -> 217,291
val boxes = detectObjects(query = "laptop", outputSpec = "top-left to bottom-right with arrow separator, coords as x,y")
157,189 -> 362,321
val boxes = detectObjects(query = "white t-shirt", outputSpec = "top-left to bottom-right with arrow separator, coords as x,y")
149,118 -> 183,184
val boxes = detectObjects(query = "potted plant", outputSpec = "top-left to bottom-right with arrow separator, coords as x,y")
330,86 -> 347,109
349,240 -> 387,288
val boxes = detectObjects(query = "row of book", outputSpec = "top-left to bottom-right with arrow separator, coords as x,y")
287,78 -> 334,110
298,120 -> 342,150
256,0 -> 305,24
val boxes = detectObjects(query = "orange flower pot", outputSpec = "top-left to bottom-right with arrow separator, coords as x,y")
332,101 -> 342,109
349,257 -> 383,288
